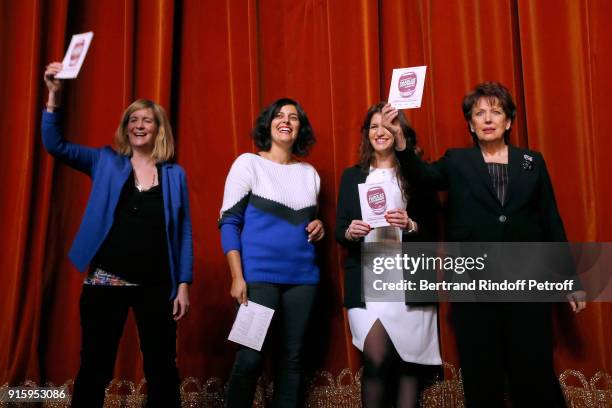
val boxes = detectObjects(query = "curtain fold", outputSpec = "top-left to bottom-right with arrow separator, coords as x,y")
0,0 -> 71,384
517,0 -> 612,375
1,0 -> 610,386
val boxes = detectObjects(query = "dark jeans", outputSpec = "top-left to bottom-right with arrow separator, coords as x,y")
225,283 -> 317,408
452,302 -> 565,408
71,284 -> 180,408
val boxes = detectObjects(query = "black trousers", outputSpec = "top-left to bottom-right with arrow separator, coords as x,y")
225,283 -> 317,408
71,284 -> 180,408
451,302 -> 565,408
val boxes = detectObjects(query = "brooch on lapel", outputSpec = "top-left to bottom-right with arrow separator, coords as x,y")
522,154 -> 534,171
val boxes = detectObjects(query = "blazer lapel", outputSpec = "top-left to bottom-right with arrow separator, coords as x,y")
467,146 -> 499,203
353,166 -> 369,220
357,167 -> 368,184
505,145 -> 523,208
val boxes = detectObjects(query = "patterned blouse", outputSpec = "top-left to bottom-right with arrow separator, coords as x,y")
486,163 -> 509,205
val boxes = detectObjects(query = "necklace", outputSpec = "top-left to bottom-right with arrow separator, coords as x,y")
134,168 -> 157,192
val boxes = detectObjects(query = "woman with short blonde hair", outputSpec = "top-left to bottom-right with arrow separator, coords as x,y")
42,61 -> 193,408
114,98 -> 175,162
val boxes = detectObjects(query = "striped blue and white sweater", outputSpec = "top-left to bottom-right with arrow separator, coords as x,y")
219,153 -> 320,284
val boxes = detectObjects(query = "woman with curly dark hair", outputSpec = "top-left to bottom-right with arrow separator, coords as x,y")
219,98 -> 324,407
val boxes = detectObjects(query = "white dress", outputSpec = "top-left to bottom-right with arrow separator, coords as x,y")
347,167 -> 442,365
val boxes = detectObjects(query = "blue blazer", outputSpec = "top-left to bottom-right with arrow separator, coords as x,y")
41,111 -> 193,299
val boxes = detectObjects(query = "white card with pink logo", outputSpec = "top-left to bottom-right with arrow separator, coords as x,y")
387,66 -> 427,109
358,181 -> 394,228
56,32 -> 94,79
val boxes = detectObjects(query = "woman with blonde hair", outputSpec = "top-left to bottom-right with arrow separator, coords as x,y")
42,62 -> 193,408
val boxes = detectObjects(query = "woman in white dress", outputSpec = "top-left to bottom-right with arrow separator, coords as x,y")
335,103 -> 441,407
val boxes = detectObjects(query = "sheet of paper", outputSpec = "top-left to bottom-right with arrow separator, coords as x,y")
358,181 -> 394,228
227,301 -> 275,351
55,32 -> 94,79
387,66 -> 427,109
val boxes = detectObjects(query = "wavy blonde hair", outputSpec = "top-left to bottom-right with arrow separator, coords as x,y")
114,99 -> 174,162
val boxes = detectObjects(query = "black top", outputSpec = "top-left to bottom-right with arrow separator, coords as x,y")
91,167 -> 170,285
335,151 -> 440,308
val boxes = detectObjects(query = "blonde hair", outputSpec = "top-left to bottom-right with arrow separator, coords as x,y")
114,99 -> 175,162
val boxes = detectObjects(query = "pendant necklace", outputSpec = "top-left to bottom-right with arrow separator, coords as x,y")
134,168 -> 157,192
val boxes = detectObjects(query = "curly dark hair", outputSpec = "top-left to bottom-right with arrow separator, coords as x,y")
462,81 -> 516,144
252,98 -> 315,157
358,102 -> 415,205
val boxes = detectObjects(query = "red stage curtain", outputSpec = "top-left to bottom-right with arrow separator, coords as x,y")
1,0 -> 611,386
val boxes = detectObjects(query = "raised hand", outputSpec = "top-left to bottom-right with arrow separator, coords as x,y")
44,62 -> 64,111
44,62 -> 64,93
381,104 -> 406,150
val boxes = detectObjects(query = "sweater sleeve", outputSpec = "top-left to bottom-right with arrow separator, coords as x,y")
218,154 -> 253,254
41,110 -> 100,175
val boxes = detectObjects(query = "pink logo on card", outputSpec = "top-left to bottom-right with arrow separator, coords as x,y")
69,40 -> 85,67
398,72 -> 417,97
367,186 -> 387,215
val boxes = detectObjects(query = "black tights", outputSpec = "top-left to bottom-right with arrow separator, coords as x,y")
362,319 -> 435,408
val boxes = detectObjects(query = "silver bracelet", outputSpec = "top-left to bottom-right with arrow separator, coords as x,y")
405,218 -> 418,233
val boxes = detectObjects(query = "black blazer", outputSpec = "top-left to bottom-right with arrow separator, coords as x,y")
399,145 -> 567,242
335,153 -> 440,308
